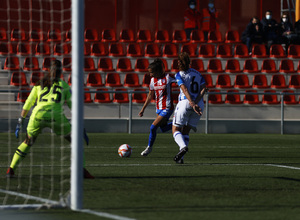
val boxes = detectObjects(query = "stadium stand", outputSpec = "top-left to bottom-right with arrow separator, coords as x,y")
289,74 -> 300,89
4,56 -> 20,70
234,44 -> 251,58
10,72 -> 28,86
243,59 -> 260,73
251,44 -> 268,58
126,43 -> 143,57
84,28 -> 99,42
145,43 -> 161,57
17,87 -> 31,102
30,72 -> 44,86
84,88 -> 93,103
162,43 -> 178,58
108,43 -> 125,56
189,30 -> 206,43
23,57 -> 40,71
154,30 -> 171,43
132,88 -> 147,103
94,88 -> 112,103
225,59 -> 242,73
11,28 -> 26,41
47,29 -> 61,42
35,42 -> 51,56
225,89 -> 243,104
216,44 -> 233,58
287,44 -> 300,58
119,29 -> 135,43
202,74 -> 214,88
84,57 -> 96,71
181,43 -> 197,58
136,29 -> 153,43
207,59 -> 224,73
101,29 -> 117,42
282,90 -> 298,104
91,42 -> 108,56
198,44 -> 215,58
191,59 -> 205,72
113,88 -> 129,103
134,58 -> 150,72
279,59 -> 296,73
252,74 -> 270,89
208,89 -> 225,104
225,30 -> 241,43
262,90 -> 281,104
207,30 -> 223,43
98,57 -> 114,72
42,57 -> 56,71
269,44 -> 286,58
261,59 -> 278,73
215,74 -> 233,88
270,74 -> 288,89
123,73 -> 141,87
243,90 -> 262,104
172,30 -> 187,43
105,72 -> 122,87
234,74 -> 251,88
116,58 -> 133,72
29,28 -> 44,42
0,27 -> 7,41
86,72 -> 104,87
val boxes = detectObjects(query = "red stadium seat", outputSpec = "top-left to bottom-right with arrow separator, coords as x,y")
47,29 -> 61,42
67,73 -> 72,85
154,30 -> 171,43
0,27 -> 8,41
86,72 -> 104,87
225,59 -> 242,73
35,42 -> 51,55
11,28 -> 26,41
53,43 -> 71,55
108,43 -> 125,57
83,88 -> 93,103
84,28 -> 99,42
42,57 -> 56,71
234,74 -> 251,89
189,30 -> 205,43
282,90 -> 298,104
252,74 -> 270,89
136,29 -> 152,43
84,43 -> 91,56
105,72 -> 122,87
243,59 -> 260,73
279,59 -> 296,73
98,57 -> 114,72
162,43 -> 178,58
113,88 -> 129,103
126,43 -> 143,57
62,57 -> 72,71
0,42 -> 13,55
252,44 -> 268,58
261,59 -> 278,73
10,72 -> 28,86
123,73 -> 141,87
29,28 -> 45,42
134,58 -> 150,72
208,89 -> 225,104
23,57 -> 40,71
171,59 -> 179,73
17,87 -> 31,102
270,44 -> 286,58
172,30 -> 187,43
207,30 -> 223,43
142,73 -> 151,87
4,56 -> 20,70
101,29 -> 117,42
216,44 -> 233,58
270,74 -> 287,89
289,74 -> 300,89
145,43 -> 161,57
30,72 -> 44,86
243,90 -> 262,104
181,43 -> 197,58
119,29 -> 135,43
225,90 -> 243,104
84,57 -> 96,71
91,42 -> 108,56
161,59 -> 170,72
65,29 -> 71,42
191,59 -> 205,72
94,88 -> 112,103
215,74 -> 233,88
287,44 -> 300,58
234,44 -> 251,58
207,59 -> 223,73
116,58 -> 133,72
225,30 -> 241,43
198,44 -> 215,58
202,74 -> 214,88
262,90 -> 280,104
16,42 -> 34,55
132,88 -> 147,103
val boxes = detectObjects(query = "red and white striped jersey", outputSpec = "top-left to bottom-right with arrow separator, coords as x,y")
149,73 -> 176,110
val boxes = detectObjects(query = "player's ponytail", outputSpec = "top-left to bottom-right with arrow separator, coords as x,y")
178,52 -> 190,71
36,59 -> 62,89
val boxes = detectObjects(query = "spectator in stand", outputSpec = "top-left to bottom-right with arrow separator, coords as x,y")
241,17 -> 264,55
184,0 -> 202,40
202,0 -> 219,40
294,19 -> 300,44
279,13 -> 296,50
261,10 -> 279,50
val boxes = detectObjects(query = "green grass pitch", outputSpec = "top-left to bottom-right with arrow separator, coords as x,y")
1,133 -> 300,220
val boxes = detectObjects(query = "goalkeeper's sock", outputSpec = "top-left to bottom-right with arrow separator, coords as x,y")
10,142 -> 31,170
173,131 -> 186,150
160,122 -> 172,133
148,124 -> 158,147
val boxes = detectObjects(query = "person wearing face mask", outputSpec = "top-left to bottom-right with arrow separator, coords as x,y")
202,0 -> 219,40
279,13 -> 296,49
184,0 -> 202,40
261,10 -> 279,51
241,17 -> 265,54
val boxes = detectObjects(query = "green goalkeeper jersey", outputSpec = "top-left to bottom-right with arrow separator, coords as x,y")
23,79 -> 72,115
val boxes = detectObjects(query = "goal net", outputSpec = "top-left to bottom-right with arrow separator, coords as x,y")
0,0 -> 79,209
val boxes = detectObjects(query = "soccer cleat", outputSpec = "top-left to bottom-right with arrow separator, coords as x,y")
6,167 -> 15,178
141,146 -> 152,156
176,158 -> 184,164
174,147 -> 188,163
83,168 -> 95,179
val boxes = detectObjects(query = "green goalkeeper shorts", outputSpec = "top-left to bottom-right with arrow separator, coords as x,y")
26,109 -> 71,138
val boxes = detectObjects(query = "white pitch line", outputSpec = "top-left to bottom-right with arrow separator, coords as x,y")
78,209 -> 136,220
264,164 -> 300,170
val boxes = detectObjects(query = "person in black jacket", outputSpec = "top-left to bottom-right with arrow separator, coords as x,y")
261,10 -> 279,50
279,13 -> 296,50
241,17 -> 264,54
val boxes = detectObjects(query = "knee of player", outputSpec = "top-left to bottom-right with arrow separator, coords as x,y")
24,134 -> 35,146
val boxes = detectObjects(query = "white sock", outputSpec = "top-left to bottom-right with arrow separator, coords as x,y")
173,131 -> 186,150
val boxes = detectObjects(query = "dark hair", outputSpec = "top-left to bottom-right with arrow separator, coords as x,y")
266,10 -> 272,14
148,58 -> 164,78
36,59 -> 62,89
188,0 -> 196,5
178,52 -> 190,71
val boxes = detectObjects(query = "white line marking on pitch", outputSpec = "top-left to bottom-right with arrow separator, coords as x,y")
78,209 -> 136,220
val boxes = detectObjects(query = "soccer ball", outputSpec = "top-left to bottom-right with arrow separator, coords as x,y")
118,144 -> 132,158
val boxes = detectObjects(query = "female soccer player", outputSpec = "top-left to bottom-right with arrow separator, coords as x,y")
139,59 -> 176,156
172,52 -> 207,163
6,60 -> 94,179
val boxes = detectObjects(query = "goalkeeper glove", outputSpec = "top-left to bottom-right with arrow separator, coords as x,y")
83,128 -> 89,145
15,117 -> 25,139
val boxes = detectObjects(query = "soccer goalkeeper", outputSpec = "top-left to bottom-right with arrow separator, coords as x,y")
6,59 -> 94,179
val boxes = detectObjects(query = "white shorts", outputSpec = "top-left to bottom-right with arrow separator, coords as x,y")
172,99 -> 204,130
